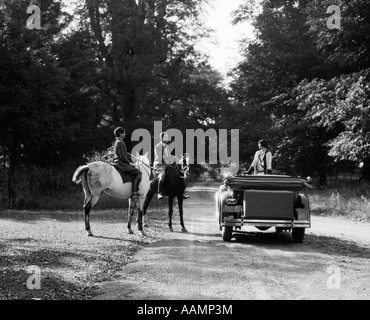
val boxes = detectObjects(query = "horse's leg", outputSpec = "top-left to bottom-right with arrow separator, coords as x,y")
142,189 -> 155,228
84,201 -> 93,237
177,195 -> 187,233
168,196 -> 174,232
136,208 -> 144,234
137,204 -> 143,233
84,195 -> 100,237
136,195 -> 146,233
127,198 -> 134,234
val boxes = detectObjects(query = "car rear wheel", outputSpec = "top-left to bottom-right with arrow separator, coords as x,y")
292,227 -> 305,243
222,226 -> 233,242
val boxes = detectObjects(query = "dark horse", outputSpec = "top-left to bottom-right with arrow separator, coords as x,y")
139,155 -> 190,232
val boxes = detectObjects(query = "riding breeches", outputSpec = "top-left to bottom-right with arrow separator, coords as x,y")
154,164 -> 167,195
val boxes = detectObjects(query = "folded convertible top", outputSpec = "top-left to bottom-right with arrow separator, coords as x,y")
224,175 -> 310,191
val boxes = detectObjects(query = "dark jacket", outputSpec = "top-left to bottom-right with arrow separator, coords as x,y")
113,138 -> 135,172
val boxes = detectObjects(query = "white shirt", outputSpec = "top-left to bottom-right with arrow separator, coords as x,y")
251,149 -> 272,173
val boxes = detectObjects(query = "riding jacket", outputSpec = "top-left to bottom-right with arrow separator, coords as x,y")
112,138 -> 139,174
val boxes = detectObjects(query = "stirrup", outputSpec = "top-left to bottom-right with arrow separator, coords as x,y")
158,194 -> 164,200
183,193 -> 190,199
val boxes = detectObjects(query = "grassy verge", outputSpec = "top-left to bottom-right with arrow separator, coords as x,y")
307,184 -> 370,222
3,180 -> 370,220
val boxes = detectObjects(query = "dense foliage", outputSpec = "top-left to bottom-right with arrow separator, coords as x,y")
230,0 -> 370,184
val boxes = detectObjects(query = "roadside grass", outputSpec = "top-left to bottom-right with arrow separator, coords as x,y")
191,179 -> 370,222
3,181 -> 370,222
307,184 -> 370,222
6,189 -> 168,211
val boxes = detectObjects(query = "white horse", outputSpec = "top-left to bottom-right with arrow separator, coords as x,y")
72,152 -> 151,236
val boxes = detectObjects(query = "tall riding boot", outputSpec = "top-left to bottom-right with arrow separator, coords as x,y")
132,174 -> 142,197
158,177 -> 165,200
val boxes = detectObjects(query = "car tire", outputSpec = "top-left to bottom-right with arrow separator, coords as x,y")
292,227 -> 305,243
222,226 -> 233,242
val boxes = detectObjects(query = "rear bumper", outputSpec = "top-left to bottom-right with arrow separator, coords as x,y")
223,217 -> 311,228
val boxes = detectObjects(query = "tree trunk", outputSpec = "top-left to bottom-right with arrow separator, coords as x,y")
318,170 -> 327,187
360,159 -> 370,188
8,135 -> 19,207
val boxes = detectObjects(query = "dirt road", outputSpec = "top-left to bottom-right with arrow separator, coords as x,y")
93,184 -> 370,300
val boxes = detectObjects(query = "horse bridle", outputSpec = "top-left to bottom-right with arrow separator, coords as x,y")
135,158 -> 152,178
128,153 -> 153,177
176,156 -> 190,179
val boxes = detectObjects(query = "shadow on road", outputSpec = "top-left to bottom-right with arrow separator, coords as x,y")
185,231 -> 221,238
142,229 -> 370,261
226,231 -> 370,259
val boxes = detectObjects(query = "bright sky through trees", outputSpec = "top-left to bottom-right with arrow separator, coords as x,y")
200,0 -> 255,77
62,0 -> 255,80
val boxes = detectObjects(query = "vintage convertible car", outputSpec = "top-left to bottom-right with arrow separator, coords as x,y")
215,175 -> 313,242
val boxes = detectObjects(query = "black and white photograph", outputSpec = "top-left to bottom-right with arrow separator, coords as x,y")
0,0 -> 369,303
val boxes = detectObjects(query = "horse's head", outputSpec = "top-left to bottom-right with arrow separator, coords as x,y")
178,153 -> 190,179
135,152 -> 150,168
134,152 -> 151,178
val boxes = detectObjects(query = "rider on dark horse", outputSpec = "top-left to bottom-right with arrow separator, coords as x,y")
112,127 -> 142,198
154,132 -> 189,200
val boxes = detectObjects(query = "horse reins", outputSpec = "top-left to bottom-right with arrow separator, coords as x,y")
127,153 -> 153,178
129,152 -> 190,179
176,158 -> 190,179
128,153 -> 154,170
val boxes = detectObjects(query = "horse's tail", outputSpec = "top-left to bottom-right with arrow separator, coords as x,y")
72,166 -> 93,208
72,165 -> 89,184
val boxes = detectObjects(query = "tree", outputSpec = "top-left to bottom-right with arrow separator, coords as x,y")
0,0 -> 73,200
293,69 -> 370,184
83,0 -> 210,133
229,0 -> 327,171
0,0 -> 117,202
230,0 -> 370,184
305,0 -> 370,75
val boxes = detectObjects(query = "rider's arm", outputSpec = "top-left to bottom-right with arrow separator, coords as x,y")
163,155 -> 176,165
245,152 -> 258,174
173,155 -> 181,164
154,144 -> 162,165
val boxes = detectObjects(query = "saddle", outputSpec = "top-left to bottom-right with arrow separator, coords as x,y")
112,165 -> 134,184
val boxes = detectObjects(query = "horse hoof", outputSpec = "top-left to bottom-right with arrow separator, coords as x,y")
169,228 -> 174,233
181,227 -> 188,233
127,229 -> 134,235
86,231 -> 93,237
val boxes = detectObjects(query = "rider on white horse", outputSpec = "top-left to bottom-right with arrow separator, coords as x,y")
112,127 -> 142,197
